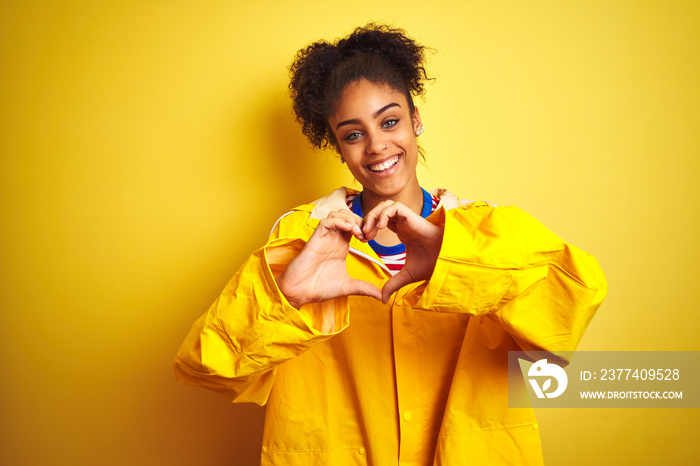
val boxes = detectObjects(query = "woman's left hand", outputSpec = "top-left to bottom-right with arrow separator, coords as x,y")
362,201 -> 444,303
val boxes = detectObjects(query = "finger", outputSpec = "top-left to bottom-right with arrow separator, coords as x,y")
316,217 -> 361,238
328,210 -> 365,239
365,204 -> 406,239
328,209 -> 363,223
374,204 -> 401,231
342,279 -> 382,301
369,202 -> 430,242
362,200 -> 396,240
381,271 -> 415,304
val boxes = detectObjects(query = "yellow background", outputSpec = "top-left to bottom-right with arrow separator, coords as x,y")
1,1 -> 698,465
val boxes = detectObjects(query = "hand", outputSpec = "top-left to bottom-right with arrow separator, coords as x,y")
275,210 -> 382,308
363,201 -> 444,303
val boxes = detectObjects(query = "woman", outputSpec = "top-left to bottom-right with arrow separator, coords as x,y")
175,24 -> 606,465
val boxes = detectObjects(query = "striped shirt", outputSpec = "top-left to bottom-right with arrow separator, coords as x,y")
346,189 -> 439,275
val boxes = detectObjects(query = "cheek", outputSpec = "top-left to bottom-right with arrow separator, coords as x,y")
402,134 -> 419,154
342,150 -> 367,173
341,145 -> 362,163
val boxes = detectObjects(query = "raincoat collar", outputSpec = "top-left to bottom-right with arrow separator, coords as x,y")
307,186 -> 469,221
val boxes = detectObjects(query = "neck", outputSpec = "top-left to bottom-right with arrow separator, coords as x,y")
360,181 -> 424,216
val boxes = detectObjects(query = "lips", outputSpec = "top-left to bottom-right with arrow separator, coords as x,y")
367,155 -> 400,172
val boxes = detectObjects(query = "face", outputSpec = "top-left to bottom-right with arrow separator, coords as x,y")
328,79 -> 423,201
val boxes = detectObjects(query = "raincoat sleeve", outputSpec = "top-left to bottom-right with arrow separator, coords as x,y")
405,202 -> 607,354
173,212 -> 350,405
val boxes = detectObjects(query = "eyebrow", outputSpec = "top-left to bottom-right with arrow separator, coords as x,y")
335,102 -> 401,130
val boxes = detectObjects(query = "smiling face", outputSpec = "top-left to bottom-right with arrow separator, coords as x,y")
328,79 -> 424,210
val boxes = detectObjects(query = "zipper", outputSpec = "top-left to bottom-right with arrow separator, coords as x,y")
348,246 -> 391,274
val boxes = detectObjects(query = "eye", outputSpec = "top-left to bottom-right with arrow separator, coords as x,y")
382,118 -> 399,128
344,131 -> 362,141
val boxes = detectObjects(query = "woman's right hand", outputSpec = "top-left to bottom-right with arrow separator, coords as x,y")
275,210 -> 382,308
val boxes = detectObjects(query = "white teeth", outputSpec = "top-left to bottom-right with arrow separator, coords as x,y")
368,156 -> 399,172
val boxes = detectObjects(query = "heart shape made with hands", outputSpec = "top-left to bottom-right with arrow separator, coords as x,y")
276,201 -> 444,308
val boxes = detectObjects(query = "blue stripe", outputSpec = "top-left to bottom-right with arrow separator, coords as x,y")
420,187 -> 433,218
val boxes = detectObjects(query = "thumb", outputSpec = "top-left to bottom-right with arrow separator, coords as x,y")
381,271 -> 414,304
343,279 -> 383,301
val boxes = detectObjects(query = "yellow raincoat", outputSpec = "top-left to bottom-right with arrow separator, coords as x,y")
174,187 -> 607,465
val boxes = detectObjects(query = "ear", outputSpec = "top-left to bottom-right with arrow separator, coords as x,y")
412,108 -> 423,134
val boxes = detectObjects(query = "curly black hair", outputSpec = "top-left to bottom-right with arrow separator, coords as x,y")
289,23 -> 432,149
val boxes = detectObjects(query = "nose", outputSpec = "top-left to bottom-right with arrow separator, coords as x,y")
365,131 -> 388,155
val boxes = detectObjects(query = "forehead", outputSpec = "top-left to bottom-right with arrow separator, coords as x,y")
330,79 -> 408,120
